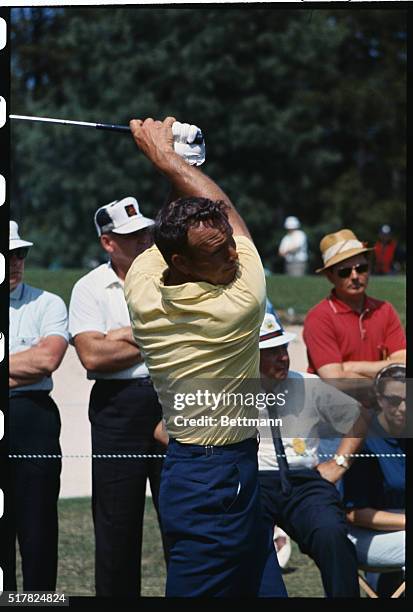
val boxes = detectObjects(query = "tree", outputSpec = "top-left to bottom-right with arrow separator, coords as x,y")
10,7 -> 406,270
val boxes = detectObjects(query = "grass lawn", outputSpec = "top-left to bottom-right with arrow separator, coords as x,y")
266,274 -> 406,326
16,497 -> 324,597
25,268 -> 406,326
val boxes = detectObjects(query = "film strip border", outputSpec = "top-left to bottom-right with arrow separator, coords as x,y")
0,8 -> 9,595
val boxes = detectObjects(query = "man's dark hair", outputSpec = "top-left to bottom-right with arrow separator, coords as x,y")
154,197 -> 231,265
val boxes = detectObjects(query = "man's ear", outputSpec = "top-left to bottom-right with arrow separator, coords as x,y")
170,253 -> 192,276
100,234 -> 114,254
324,268 -> 335,284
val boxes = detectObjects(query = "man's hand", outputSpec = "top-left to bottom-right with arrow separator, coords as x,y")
130,116 -> 251,239
315,459 -> 347,484
153,420 -> 169,446
129,116 -> 176,164
106,326 -> 137,346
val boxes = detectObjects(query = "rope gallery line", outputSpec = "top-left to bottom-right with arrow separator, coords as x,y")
8,453 -> 406,459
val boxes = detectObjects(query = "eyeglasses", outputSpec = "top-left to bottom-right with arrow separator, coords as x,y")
10,247 -> 30,260
381,394 -> 405,408
337,263 -> 369,279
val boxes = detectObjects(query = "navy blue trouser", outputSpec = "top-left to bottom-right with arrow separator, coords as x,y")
5,392 -> 61,591
90,379 -> 169,597
159,438 -> 287,597
259,469 -> 360,597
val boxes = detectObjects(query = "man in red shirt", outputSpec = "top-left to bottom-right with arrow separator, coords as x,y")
304,228 -> 406,381
374,225 -> 398,275
303,228 -> 405,482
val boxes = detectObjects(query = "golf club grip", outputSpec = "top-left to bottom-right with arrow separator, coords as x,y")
95,122 -> 204,143
95,123 -> 131,133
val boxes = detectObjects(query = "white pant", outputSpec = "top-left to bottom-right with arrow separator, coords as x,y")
347,527 -> 405,568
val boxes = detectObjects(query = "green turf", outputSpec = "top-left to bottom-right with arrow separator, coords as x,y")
16,497 -> 325,597
266,274 -> 405,326
24,268 -> 405,326
24,269 -> 86,307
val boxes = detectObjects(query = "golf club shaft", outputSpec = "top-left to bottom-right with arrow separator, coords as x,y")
9,114 -> 130,133
9,114 -> 204,143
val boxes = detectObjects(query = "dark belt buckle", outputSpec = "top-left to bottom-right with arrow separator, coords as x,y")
205,445 -> 214,457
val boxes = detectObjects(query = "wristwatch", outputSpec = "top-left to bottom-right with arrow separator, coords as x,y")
334,454 -> 350,470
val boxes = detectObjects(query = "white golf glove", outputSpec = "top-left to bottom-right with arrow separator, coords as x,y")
172,121 -> 206,166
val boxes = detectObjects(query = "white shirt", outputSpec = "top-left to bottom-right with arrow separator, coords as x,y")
10,283 -> 69,392
258,371 -> 360,471
279,229 -> 308,263
69,262 -> 149,380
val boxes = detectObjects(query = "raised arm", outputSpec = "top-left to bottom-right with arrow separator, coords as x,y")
129,116 -> 251,239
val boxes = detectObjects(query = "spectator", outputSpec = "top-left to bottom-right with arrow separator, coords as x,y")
6,221 -> 68,590
343,364 -> 405,596
69,197 -> 168,597
278,216 -> 308,276
257,312 -> 361,597
124,117 -> 286,597
303,228 -> 406,382
303,227 -> 405,490
373,225 -> 398,275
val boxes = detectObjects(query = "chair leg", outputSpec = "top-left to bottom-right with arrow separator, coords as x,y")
391,582 -> 405,598
358,574 -> 378,598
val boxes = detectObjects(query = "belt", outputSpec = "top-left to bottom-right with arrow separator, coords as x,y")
9,390 -> 50,399
169,436 -> 258,456
93,377 -> 153,387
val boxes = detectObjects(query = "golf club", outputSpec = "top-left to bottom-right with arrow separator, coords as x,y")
9,114 -> 204,144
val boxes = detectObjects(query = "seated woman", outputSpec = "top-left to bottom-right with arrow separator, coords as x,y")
342,363 -> 405,595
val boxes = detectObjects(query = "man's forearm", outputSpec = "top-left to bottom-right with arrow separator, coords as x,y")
346,508 -> 405,531
75,337 -> 142,373
130,117 -> 250,237
10,347 -> 57,382
343,359 -> 401,379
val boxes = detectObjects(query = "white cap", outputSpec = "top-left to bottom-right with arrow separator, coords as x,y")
9,220 -> 33,250
259,313 -> 296,349
380,224 -> 391,235
94,196 -> 154,237
284,216 -> 300,230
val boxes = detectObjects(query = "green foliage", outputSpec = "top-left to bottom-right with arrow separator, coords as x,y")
10,8 -> 406,268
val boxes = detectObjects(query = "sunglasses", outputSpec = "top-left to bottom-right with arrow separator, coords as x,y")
10,247 -> 30,260
381,394 -> 405,408
337,263 -> 369,279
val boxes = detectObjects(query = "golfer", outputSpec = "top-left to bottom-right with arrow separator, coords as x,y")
125,117 -> 286,597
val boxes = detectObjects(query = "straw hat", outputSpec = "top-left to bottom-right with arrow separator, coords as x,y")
316,229 -> 373,273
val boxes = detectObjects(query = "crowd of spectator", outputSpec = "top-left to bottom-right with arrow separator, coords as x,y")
5,117 -> 406,599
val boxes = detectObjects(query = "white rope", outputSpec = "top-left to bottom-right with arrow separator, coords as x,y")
8,452 -> 406,459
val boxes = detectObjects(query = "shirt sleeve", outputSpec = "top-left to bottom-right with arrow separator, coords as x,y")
69,278 -> 105,338
384,303 -> 406,355
233,236 -> 266,305
303,307 -> 343,371
315,382 -> 361,434
39,293 -> 69,342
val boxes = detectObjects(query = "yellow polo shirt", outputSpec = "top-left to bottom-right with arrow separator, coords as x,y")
124,235 -> 266,445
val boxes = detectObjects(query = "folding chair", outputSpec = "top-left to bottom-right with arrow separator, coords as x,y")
357,565 -> 405,598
